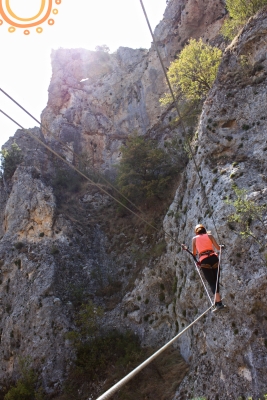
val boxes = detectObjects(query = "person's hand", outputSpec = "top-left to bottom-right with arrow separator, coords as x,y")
181,244 -> 188,251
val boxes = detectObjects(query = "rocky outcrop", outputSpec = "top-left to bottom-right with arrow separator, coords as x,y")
4,0 -> 267,399
164,7 -> 267,399
102,6 -> 267,400
41,0 -> 226,176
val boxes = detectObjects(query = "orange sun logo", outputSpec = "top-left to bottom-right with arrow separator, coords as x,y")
0,0 -> 61,34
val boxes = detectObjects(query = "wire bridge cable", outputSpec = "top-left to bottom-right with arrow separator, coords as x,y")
194,260 -> 213,306
0,109 -> 218,396
2,89 -> 212,288
0,104 -> 215,308
0,107 -> 186,246
139,0 -> 221,243
0,89 -> 192,252
96,304 -> 214,400
0,87 -> 218,295
0,87 -> 149,216
214,245 -> 223,304
1,108 -> 197,255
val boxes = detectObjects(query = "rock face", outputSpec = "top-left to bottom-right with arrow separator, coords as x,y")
41,0 -> 226,175
2,0 -> 267,399
165,7 -> 267,399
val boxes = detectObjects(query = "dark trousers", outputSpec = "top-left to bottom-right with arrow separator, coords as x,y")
200,255 -> 220,294
201,268 -> 220,294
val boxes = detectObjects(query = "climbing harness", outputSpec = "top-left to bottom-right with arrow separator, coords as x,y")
199,250 -> 216,258
182,244 -> 224,307
182,244 -> 213,306
0,3 -> 229,397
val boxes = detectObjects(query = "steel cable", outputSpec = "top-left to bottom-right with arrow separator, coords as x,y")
139,0 -> 221,243
96,303 -> 214,400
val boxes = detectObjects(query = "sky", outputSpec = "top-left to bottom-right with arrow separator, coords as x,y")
0,0 -> 167,148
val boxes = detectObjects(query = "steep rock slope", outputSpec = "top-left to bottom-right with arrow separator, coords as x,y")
106,7 -> 267,400
165,8 -> 267,399
0,0 -> 230,397
41,0 -> 226,173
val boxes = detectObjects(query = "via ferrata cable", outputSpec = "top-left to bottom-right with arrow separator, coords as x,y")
139,0 -> 221,244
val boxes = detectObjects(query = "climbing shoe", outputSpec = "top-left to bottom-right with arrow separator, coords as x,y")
212,303 -> 226,313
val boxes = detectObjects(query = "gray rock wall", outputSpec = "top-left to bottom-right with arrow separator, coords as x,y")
5,0 -> 267,398
41,0 -> 225,175
166,8 -> 267,399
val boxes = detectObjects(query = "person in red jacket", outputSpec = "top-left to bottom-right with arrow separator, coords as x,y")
192,224 -> 226,312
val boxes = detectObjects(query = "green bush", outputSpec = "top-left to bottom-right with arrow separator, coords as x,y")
52,168 -> 82,193
4,357 -> 43,400
66,301 -> 104,345
116,134 -> 177,205
225,185 -> 267,245
160,39 -> 222,103
73,330 -> 141,380
4,381 -> 33,400
221,0 -> 267,39
1,142 -> 23,180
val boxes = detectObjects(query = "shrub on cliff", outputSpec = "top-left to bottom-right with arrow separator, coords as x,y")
95,44 -> 110,53
221,0 -> 267,39
4,357 -> 43,400
65,301 -> 141,384
160,39 -> 222,104
0,142 -> 23,180
116,134 -> 177,206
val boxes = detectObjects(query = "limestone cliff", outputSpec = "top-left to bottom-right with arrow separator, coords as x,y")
41,0 -> 226,174
166,7 -> 267,399
1,0 -> 267,399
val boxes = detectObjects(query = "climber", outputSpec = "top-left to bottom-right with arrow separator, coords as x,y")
183,224 -> 226,312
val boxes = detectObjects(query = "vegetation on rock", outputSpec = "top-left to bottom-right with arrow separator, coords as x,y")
225,186 -> 267,247
61,300 -> 187,399
4,357 -> 44,400
95,44 -> 110,53
116,134 -> 178,206
0,142 -> 23,180
221,0 -> 267,39
160,39 -> 222,104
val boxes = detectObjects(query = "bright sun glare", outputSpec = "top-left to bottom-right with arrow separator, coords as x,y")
0,0 -> 167,147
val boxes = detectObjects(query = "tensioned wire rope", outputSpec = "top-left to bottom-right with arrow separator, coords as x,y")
0,106 -> 213,308
0,88 -> 215,307
0,116 -> 215,400
139,0 -> 228,305
96,303 -> 215,400
1,2 -> 225,391
0,87 -> 152,216
0,7 -> 225,400
139,0 -> 221,243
